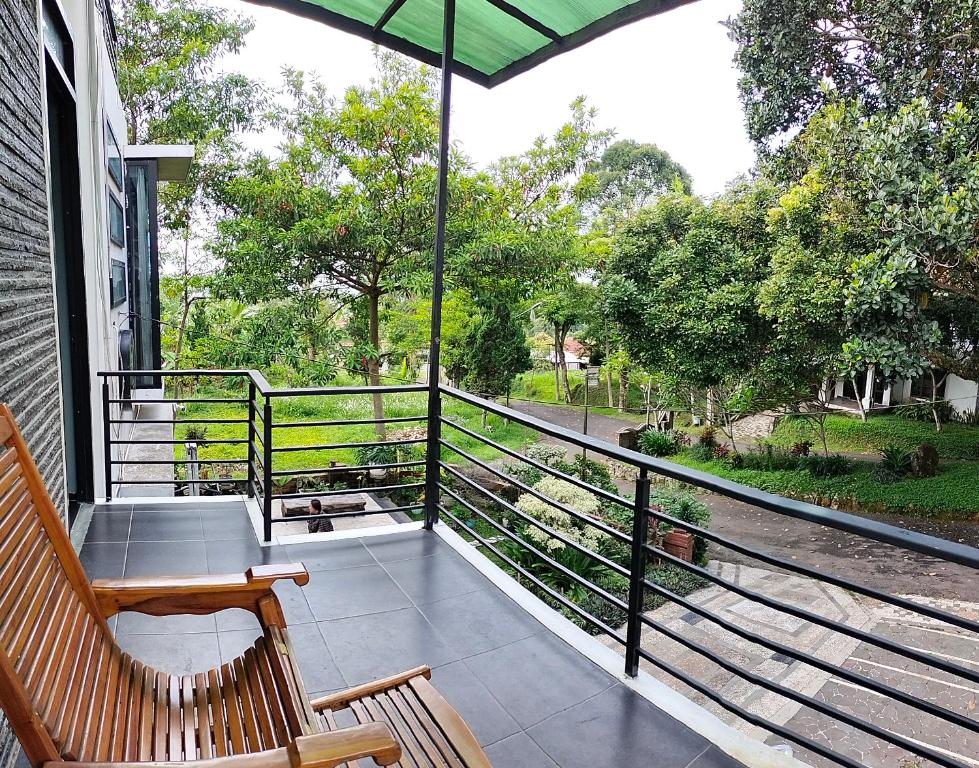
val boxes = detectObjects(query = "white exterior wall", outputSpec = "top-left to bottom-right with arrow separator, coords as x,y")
60,0 -> 130,499
945,374 -> 979,417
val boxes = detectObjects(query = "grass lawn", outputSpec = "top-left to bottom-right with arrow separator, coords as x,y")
768,413 -> 979,460
670,452 -> 979,518
172,384 -> 538,475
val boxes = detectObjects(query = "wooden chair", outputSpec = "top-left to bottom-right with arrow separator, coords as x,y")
0,404 -> 491,768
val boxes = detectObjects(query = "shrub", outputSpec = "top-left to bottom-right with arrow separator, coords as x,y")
355,444 -> 400,466
501,461 -> 542,488
898,401 -> 954,424
648,490 -> 711,565
638,429 -> 678,457
699,426 -> 718,448
800,453 -> 851,477
790,440 -> 813,457
552,454 -> 620,496
183,425 -> 208,442
712,444 -> 731,460
731,444 -> 800,471
879,445 -> 914,477
525,443 -> 566,466
514,476 -> 605,554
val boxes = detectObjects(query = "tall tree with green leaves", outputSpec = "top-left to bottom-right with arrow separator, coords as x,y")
728,0 -> 979,146
115,0 -> 264,370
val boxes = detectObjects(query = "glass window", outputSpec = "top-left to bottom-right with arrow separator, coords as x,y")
108,191 -> 125,246
110,259 -> 126,306
106,120 -> 123,189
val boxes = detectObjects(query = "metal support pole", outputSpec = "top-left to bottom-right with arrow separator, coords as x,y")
246,380 -> 256,498
625,469 -> 651,677
102,377 -> 112,500
582,367 -> 589,462
263,397 -> 274,543
424,0 -> 455,531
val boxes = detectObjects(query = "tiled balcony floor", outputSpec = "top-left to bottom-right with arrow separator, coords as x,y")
79,500 -> 742,768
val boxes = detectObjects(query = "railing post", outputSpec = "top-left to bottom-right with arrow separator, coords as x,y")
246,381 -> 256,499
101,376 -> 112,500
625,469 -> 651,677
262,396 -> 273,543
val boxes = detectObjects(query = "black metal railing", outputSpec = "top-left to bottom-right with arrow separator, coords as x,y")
98,370 -> 979,767
98,370 -> 427,541
435,384 -> 979,768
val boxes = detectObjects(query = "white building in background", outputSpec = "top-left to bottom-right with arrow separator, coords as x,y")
831,367 -> 979,418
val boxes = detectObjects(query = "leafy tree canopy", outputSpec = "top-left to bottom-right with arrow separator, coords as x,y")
728,0 -> 979,146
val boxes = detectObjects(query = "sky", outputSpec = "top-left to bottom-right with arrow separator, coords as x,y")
211,0 -> 757,198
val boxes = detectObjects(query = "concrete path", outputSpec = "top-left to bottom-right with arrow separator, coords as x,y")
117,402 -> 174,497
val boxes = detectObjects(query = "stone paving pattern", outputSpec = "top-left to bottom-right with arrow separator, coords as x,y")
606,561 -> 979,768
79,501 -> 742,768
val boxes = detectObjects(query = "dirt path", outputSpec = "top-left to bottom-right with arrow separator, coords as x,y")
506,400 -> 979,600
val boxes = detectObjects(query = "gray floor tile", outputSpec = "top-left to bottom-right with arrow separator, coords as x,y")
124,541 -> 207,577
303,564 -> 412,621
527,685 -> 709,768
217,628 -> 262,663
431,661 -> 521,747
485,732 -> 559,768
362,530 -> 452,562
466,633 -> 614,729
382,552 -> 491,605
275,579 -> 315,625
80,542 -> 127,579
285,539 -> 375,572
202,505 -> 256,540
205,538 -> 290,574
85,511 -> 131,543
116,611 -> 217,635
319,606 -> 460,686
129,509 -> 203,541
215,608 -> 262,632
117,632 -> 221,675
285,623 -> 347,692
421,588 -> 542,656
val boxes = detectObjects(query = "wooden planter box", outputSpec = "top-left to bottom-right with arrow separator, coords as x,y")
662,529 -> 695,562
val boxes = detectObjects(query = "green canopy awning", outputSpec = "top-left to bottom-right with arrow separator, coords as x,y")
246,0 -> 695,86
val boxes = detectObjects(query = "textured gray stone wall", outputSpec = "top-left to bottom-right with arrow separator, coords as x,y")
0,2 -> 66,764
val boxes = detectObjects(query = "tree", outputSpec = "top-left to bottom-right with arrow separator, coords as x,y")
539,281 -> 594,403
116,0 -> 264,371
213,57 -> 462,434
584,139 -> 692,228
460,303 -> 532,397
728,0 -> 979,146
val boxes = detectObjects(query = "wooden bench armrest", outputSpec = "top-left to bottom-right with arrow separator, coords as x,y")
42,724 -> 400,768
91,564 -> 310,627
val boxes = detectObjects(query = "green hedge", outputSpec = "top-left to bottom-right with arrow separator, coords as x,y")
671,453 -> 979,517
770,413 -> 979,460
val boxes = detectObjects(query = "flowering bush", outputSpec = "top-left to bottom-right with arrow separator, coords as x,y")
514,477 -> 605,554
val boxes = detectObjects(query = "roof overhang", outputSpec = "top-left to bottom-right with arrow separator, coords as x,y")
125,145 -> 195,182
243,0 -> 699,88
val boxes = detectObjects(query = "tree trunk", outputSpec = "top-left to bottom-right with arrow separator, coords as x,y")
554,323 -> 572,403
930,371 -> 948,433
604,341 -> 613,407
851,377 -> 867,422
367,293 -> 387,440
618,367 -> 628,412
553,327 -> 561,402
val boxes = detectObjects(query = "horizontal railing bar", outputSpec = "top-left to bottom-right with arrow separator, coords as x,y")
439,463 -> 630,580
99,369 -> 253,377
639,575 -> 977,732
440,384 -> 979,569
272,504 -> 424,523
440,417 -> 631,509
271,416 -> 427,429
110,439 -> 248,445
633,647 -> 864,768
641,541 -> 979,686
109,398 -> 249,405
436,476 -> 628,609
111,478 -> 247,485
635,613 -> 967,768
109,418 -> 250,425
251,448 -> 265,475
271,438 -> 426,453
110,459 -> 246,466
272,482 -> 425,500
645,508 -> 979,635
271,461 -> 425,477
440,437 -> 630,545
437,497 -> 626,643
249,479 -> 264,498
268,384 -> 427,397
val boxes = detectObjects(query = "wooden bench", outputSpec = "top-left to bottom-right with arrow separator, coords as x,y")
0,404 -> 491,768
